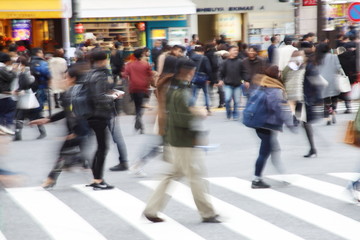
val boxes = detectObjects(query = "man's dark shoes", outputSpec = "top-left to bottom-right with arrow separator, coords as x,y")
251,179 -> 271,189
109,163 -> 129,171
144,214 -> 164,223
86,181 -> 114,190
202,214 -> 221,223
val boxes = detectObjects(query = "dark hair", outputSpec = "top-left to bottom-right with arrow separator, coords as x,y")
90,50 -> 107,62
162,45 -> 172,52
31,48 -> 43,56
16,55 -> 29,66
227,45 -> 238,51
54,48 -> 64,58
315,43 -> 330,65
248,45 -> 258,52
133,49 -> 144,60
114,41 -> 122,49
303,34 -> 309,41
307,32 -> 315,37
175,58 -> 196,75
194,46 -> 204,52
173,45 -> 185,52
349,35 -> 357,41
204,42 -> 216,52
270,36 -> 277,43
265,65 -> 280,79
8,44 -> 17,52
66,66 -> 78,79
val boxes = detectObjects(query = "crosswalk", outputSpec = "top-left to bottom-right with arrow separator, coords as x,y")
2,173 -> 360,240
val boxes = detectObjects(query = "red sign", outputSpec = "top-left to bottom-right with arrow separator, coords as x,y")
303,0 -> 317,6
74,23 -> 84,34
348,2 -> 360,22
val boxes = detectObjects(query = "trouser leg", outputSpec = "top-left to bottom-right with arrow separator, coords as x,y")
255,129 -> 272,177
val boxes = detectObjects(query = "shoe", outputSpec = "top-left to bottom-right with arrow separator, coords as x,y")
326,120 -> 331,126
109,163 -> 129,171
144,214 -> 164,223
304,149 -> 317,158
332,115 -> 336,124
251,179 -> 271,189
42,178 -> 56,189
350,181 -> 360,202
86,181 -> 114,190
82,160 -> 90,169
202,214 -> 221,223
13,132 -> 21,141
344,109 -> 352,114
37,133 -> 47,140
218,104 -> 224,108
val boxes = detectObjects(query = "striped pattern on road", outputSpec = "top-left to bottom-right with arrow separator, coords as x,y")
140,180 -> 304,240
5,187 -> 107,240
328,172 -> 360,181
267,174 -> 353,203
207,177 -> 360,240
72,185 -> 205,240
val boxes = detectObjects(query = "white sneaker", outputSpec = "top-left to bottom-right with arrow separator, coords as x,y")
0,125 -> 15,135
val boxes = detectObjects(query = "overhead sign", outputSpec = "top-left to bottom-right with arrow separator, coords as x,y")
348,2 -> 360,22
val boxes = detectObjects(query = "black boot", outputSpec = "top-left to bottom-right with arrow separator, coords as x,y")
37,125 -> 47,139
14,129 -> 22,141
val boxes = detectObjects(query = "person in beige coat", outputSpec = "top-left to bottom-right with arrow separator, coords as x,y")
48,48 -> 67,108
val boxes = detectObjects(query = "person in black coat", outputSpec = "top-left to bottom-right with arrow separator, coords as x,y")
338,47 -> 356,113
150,40 -> 162,70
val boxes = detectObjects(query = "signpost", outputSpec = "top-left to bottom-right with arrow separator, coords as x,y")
348,2 -> 360,22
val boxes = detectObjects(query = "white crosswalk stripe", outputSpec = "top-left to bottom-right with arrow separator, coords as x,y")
5,187 -> 107,240
73,185 -> 205,240
207,177 -> 360,240
140,180 -> 305,240
328,172 -> 360,181
267,174 -> 353,203
4,173 -> 360,240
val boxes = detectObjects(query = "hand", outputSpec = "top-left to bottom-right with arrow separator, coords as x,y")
29,118 -> 50,125
66,133 -> 77,140
217,80 -> 224,87
243,81 -> 250,89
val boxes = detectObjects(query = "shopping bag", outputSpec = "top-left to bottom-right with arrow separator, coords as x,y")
344,120 -> 360,147
16,89 -> 40,109
350,82 -> 360,100
338,68 -> 351,93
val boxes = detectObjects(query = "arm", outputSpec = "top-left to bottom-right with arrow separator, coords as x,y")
40,61 -> 51,81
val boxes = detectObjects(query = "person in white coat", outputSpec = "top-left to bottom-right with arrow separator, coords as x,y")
273,36 -> 298,71
48,48 -> 67,108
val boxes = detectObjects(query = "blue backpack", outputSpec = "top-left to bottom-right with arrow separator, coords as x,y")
242,87 -> 268,129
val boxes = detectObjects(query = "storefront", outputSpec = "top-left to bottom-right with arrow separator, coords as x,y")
191,0 -> 294,51
76,0 -> 195,49
0,0 -> 71,52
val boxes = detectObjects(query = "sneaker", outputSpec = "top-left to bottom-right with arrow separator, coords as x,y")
86,181 -> 114,190
350,181 -> 360,202
344,109 -> 352,114
109,163 -> 129,171
202,214 -> 221,223
143,214 -> 164,223
251,179 -> 271,189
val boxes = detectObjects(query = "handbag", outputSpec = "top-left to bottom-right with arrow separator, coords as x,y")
344,120 -> 360,147
337,68 -> 351,93
16,89 -> 40,109
192,56 -> 208,85
351,82 -> 360,100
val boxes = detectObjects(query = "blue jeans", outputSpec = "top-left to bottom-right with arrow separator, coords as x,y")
255,128 -> 281,177
224,85 -> 241,119
190,83 -> 210,110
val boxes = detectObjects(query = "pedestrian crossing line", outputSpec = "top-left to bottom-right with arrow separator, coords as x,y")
328,173 -> 360,182
0,231 -> 6,240
140,180 -> 304,240
72,185 -> 205,240
207,177 -> 360,240
267,174 -> 353,203
5,187 -> 107,240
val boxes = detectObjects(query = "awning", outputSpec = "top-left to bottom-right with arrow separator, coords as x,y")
0,0 -> 72,19
78,0 -> 196,18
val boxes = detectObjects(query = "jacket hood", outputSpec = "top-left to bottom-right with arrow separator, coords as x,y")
260,75 -> 285,91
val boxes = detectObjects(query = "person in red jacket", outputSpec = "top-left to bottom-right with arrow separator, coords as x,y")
123,48 -> 152,133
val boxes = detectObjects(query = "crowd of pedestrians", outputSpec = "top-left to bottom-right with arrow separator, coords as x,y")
0,28 -> 359,222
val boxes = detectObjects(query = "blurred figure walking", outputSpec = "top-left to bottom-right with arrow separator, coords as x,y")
48,48 -> 67,108
143,59 -> 220,223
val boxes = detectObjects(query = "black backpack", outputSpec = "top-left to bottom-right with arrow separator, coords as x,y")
70,79 -> 93,119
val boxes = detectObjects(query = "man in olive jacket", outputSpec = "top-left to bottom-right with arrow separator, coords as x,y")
143,59 -> 220,223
